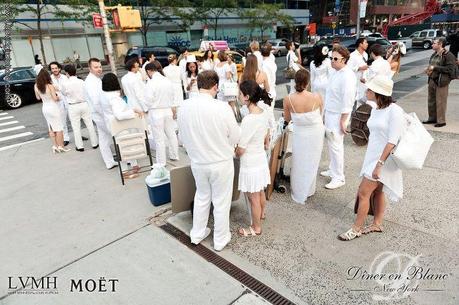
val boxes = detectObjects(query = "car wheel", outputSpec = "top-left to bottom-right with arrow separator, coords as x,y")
423,41 -> 431,49
5,93 -> 23,109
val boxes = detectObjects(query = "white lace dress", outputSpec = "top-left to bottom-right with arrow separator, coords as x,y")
238,111 -> 271,193
38,87 -> 63,131
360,103 -> 405,202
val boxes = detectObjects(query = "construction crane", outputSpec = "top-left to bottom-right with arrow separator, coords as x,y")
382,0 -> 441,37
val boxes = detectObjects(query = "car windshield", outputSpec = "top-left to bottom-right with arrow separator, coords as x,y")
377,39 -> 391,45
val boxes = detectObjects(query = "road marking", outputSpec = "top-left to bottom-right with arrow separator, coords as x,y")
0,120 -> 19,127
0,126 -> 25,134
0,138 -> 45,152
0,113 -> 9,116
0,132 -> 33,142
0,116 -> 14,121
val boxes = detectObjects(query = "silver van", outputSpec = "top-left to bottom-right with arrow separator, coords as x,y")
410,29 -> 444,49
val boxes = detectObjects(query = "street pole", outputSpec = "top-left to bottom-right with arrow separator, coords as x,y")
356,0 -> 361,37
98,0 -> 116,74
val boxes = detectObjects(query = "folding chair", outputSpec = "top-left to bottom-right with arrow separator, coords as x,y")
110,117 -> 153,185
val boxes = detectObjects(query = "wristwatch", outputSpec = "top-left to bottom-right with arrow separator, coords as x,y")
377,159 -> 385,166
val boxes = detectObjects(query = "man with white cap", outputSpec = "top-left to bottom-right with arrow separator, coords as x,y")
321,46 -> 356,190
177,70 -> 240,251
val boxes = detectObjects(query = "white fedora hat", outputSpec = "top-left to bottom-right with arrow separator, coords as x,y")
366,75 -> 393,97
186,54 -> 197,63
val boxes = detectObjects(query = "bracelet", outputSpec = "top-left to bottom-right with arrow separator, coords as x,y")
377,159 -> 385,166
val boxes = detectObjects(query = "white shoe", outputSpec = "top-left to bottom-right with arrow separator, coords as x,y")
191,227 -> 211,245
320,170 -> 332,177
325,179 -> 345,190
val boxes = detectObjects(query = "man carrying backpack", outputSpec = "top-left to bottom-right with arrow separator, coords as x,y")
423,37 -> 456,128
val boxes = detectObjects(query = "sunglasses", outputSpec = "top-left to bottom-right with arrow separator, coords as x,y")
330,56 -> 344,62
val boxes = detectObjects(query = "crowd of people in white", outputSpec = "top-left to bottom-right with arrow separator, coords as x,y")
33,37 -> 409,249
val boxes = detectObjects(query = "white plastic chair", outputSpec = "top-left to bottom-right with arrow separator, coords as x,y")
110,117 -> 153,185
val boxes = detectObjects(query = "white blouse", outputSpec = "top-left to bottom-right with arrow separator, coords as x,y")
310,58 -> 333,99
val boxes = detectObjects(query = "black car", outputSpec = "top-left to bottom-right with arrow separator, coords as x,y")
124,46 -> 179,68
0,67 -> 38,109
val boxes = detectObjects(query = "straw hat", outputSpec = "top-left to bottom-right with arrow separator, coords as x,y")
366,75 -> 393,97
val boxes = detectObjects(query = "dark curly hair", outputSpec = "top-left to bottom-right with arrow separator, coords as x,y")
313,43 -> 328,68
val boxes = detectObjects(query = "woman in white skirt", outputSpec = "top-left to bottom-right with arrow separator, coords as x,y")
236,80 -> 271,236
34,69 -> 70,153
339,75 -> 406,241
283,69 -> 324,204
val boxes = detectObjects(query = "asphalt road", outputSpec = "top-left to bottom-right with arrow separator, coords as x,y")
0,48 -> 429,151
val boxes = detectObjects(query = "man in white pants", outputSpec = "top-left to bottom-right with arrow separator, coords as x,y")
177,70 -> 241,251
347,37 -> 369,107
144,61 -> 179,165
322,46 -> 356,189
261,43 -> 277,104
61,64 -> 98,151
84,58 -> 117,170
121,58 -> 148,112
49,62 -> 70,145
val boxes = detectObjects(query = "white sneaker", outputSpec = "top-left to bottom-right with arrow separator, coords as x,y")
191,227 -> 211,245
320,170 -> 332,177
325,179 -> 345,190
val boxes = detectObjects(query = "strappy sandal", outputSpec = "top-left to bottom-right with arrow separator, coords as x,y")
363,224 -> 384,235
238,226 -> 262,237
338,227 -> 362,241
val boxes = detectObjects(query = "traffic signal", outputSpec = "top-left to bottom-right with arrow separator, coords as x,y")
111,5 -> 141,30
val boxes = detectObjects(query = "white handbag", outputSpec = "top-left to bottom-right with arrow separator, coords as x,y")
391,112 -> 434,170
223,82 -> 239,97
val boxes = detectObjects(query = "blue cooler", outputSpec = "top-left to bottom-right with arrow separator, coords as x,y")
146,179 -> 171,206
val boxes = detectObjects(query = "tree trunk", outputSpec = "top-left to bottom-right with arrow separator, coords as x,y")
141,26 -> 148,46
214,17 -> 218,40
37,3 -> 47,66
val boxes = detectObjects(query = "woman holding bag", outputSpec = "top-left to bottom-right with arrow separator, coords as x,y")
339,75 -> 406,241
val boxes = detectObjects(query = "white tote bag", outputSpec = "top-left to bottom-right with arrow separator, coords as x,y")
391,112 -> 434,170
223,81 -> 239,97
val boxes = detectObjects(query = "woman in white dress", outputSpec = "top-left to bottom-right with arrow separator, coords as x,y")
214,51 -> 232,101
283,69 -> 325,204
184,61 -> 199,99
286,41 -> 302,94
236,80 -> 271,236
101,73 -> 145,179
310,43 -> 333,100
339,75 -> 405,241
34,69 -> 69,153
163,54 -> 184,118
201,50 -> 215,71
386,43 -> 403,78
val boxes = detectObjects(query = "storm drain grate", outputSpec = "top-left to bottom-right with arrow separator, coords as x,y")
160,223 -> 296,305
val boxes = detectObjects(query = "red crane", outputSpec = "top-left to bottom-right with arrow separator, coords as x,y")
381,0 -> 441,37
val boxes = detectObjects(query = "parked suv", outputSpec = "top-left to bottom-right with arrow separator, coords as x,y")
124,46 -> 179,68
410,29 -> 445,49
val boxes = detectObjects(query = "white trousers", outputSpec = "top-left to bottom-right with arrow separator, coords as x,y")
59,100 -> 69,141
324,111 -> 345,182
68,103 -> 98,149
91,111 -> 116,169
190,160 -> 234,250
148,108 -> 179,166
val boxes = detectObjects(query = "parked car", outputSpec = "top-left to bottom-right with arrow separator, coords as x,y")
0,67 -> 38,109
268,39 -> 288,57
410,29 -> 445,49
124,46 -> 179,68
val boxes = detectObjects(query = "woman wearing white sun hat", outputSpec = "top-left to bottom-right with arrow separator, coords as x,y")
339,74 -> 406,241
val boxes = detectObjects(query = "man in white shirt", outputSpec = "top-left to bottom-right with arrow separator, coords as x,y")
347,37 -> 369,106
363,44 -> 392,83
261,44 -> 277,104
49,61 -> 70,145
250,41 -> 264,71
178,49 -> 190,82
84,58 -> 117,169
144,61 -> 179,166
177,70 -> 241,251
121,58 -> 148,112
61,64 -> 98,151
322,46 -> 356,189
141,52 -> 155,82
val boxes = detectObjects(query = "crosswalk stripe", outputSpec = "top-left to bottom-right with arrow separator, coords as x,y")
0,121 -> 19,127
0,113 -> 9,116
0,138 -> 45,152
0,132 -> 33,142
0,116 -> 14,121
0,126 -> 25,134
